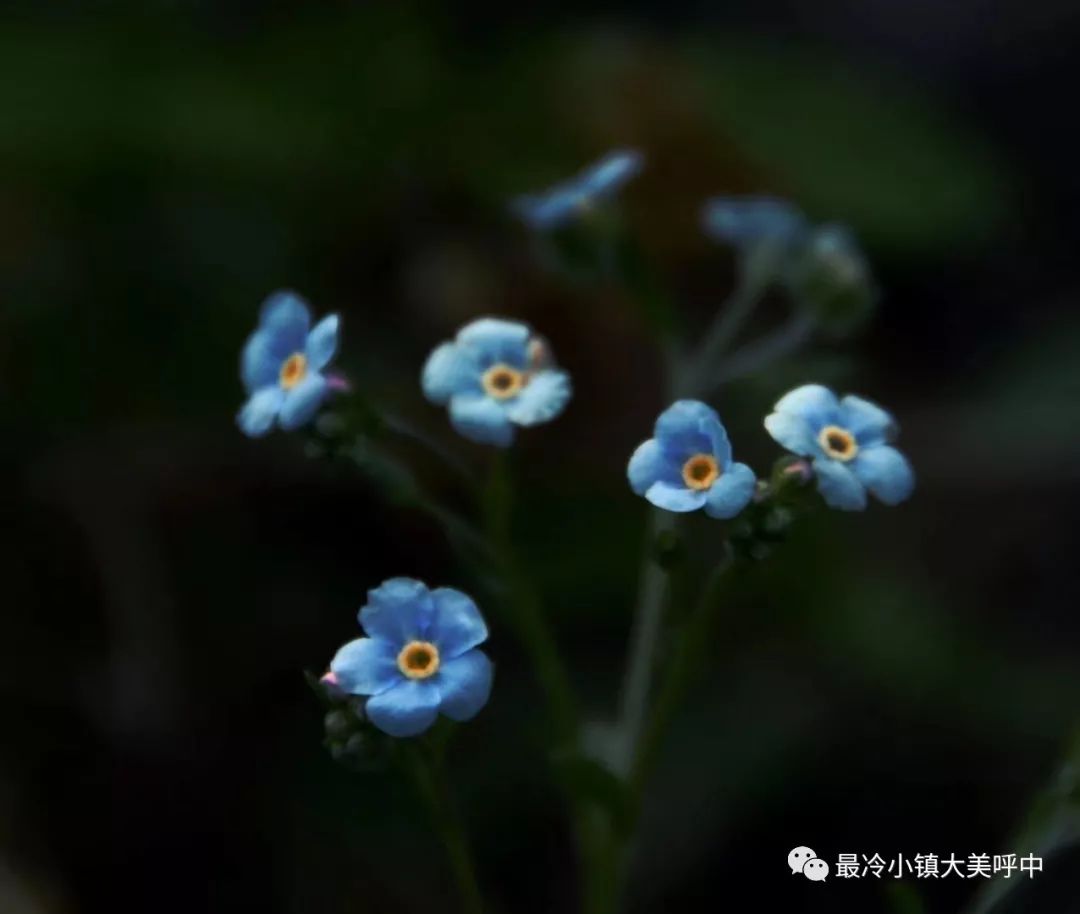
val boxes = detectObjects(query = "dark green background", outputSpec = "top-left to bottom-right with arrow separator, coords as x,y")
3,2 -> 1079,912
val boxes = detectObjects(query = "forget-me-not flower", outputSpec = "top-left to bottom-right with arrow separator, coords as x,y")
764,384 -> 914,511
237,291 -> 340,437
512,149 -> 644,231
628,400 -> 757,518
701,196 -> 809,252
329,578 -> 494,738
422,317 -> 571,447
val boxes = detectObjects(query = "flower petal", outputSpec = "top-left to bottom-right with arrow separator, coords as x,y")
580,148 -> 644,197
773,384 -> 841,432
428,587 -> 488,659
456,318 -> 530,368
365,679 -> 441,738
422,342 -> 480,405
278,374 -> 329,430
258,290 -> 311,353
512,150 -> 642,230
240,330 -> 283,394
627,439 -> 680,495
763,410 -> 818,456
703,412 -> 733,468
703,462 -> 756,519
305,314 -> 340,372
330,637 -> 402,696
360,577 -> 435,646
505,370 -> 572,426
852,445 -> 915,506
236,386 -> 284,438
841,394 -> 897,446
644,481 -> 708,513
449,394 -> 514,447
511,192 -> 577,231
654,400 -> 717,458
812,457 -> 867,511
437,650 -> 493,722
701,196 -> 807,248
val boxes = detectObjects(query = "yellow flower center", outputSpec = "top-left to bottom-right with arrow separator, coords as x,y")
482,363 -> 524,399
279,352 -> 308,390
818,425 -> 858,462
397,640 -> 440,680
682,453 -> 720,490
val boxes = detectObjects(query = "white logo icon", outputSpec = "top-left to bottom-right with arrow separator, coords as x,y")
788,846 -> 816,874
789,846 -> 829,881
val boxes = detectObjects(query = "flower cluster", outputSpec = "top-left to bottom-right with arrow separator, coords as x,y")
702,196 -> 876,332
236,150 -> 915,740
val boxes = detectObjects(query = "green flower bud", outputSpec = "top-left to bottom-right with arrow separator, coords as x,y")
789,224 -> 877,336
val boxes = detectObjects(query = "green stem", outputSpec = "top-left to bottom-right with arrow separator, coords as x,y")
709,312 -> 816,389
631,550 -> 735,795
577,806 -> 622,914
679,245 -> 781,396
963,728 -> 1080,914
380,410 -> 480,493
480,454 -> 607,914
400,742 -> 485,914
612,509 -> 675,777
482,451 -> 579,745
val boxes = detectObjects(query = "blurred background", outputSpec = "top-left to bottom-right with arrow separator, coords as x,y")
3,2 -> 1080,912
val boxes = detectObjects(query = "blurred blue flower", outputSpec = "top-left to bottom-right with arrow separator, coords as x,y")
329,578 -> 494,738
422,317 -> 572,447
512,149 -> 644,230
701,196 -> 808,252
237,291 -> 340,437
764,384 -> 914,511
628,400 -> 756,518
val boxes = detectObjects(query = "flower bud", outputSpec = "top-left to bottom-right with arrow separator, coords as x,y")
324,710 -> 352,740
788,224 -> 876,335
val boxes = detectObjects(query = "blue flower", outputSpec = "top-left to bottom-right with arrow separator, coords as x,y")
701,196 -> 809,252
421,317 -> 572,447
628,400 -> 757,518
237,291 -> 340,437
329,578 -> 494,738
764,384 -> 915,511
512,149 -> 644,231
